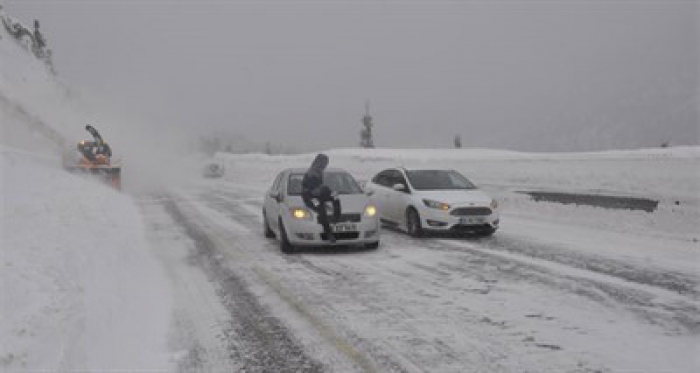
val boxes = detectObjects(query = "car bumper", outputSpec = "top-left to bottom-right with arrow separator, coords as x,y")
285,217 -> 380,246
419,208 -> 499,231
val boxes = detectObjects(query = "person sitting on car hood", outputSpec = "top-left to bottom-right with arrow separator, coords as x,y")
302,153 -> 342,243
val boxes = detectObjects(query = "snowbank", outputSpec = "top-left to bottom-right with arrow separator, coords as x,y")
218,146 -> 700,198
1,11 -> 173,370
0,147 -> 172,370
217,146 -> 700,242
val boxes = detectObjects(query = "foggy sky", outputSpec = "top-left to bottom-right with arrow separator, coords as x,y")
5,0 -> 698,152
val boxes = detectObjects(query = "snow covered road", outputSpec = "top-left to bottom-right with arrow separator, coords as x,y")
2,5 -> 698,370
140,177 -> 700,373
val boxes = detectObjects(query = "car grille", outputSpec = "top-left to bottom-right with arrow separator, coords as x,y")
321,232 -> 360,240
450,207 -> 492,216
335,213 -> 362,223
451,224 -> 492,232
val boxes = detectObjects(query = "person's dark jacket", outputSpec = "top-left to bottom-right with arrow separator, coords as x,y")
302,154 -> 329,210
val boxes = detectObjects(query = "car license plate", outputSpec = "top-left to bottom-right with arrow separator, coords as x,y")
460,217 -> 485,225
333,223 -> 357,233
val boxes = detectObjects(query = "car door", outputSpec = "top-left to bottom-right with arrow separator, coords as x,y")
367,170 -> 392,221
385,169 -> 412,222
264,172 -> 284,233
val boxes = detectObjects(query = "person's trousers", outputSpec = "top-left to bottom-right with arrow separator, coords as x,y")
314,188 -> 342,237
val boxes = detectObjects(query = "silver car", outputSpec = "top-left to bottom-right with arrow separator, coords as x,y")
263,168 -> 380,253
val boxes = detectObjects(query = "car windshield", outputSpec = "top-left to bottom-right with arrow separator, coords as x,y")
287,171 -> 363,195
405,170 -> 477,191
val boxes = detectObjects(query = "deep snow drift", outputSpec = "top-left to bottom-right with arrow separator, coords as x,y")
1,147 -> 172,370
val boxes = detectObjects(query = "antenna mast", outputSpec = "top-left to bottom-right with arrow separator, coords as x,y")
360,99 -> 375,148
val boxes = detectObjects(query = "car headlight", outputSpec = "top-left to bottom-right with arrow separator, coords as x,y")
423,199 -> 450,211
490,199 -> 499,209
364,204 -> 377,217
291,208 -> 312,220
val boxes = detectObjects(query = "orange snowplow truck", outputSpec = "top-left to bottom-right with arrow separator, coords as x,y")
69,125 -> 121,190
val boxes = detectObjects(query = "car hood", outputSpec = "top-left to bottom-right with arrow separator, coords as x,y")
414,189 -> 492,206
286,194 -> 371,212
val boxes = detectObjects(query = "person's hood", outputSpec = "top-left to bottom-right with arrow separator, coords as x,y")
309,154 -> 329,173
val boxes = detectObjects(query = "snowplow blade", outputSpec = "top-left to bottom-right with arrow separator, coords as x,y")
66,163 -> 122,191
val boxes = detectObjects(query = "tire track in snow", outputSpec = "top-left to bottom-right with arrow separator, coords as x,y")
191,187 -> 606,372
139,199 -> 239,372
204,185 -> 699,301
382,230 -> 700,334
480,233 -> 699,296
183,190 -> 404,372
186,173 -> 700,371
210,187 -> 700,335
160,196 -> 326,373
164,190 -> 390,372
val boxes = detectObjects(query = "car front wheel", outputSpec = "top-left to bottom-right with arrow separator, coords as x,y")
406,208 -> 424,238
263,210 -> 275,238
278,219 -> 296,254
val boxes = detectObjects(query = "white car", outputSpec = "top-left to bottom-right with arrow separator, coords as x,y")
366,168 -> 499,237
262,168 -> 380,253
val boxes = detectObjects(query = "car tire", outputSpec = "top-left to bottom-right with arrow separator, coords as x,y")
263,210 -> 275,238
278,219 -> 296,254
365,241 -> 380,250
406,208 -> 424,238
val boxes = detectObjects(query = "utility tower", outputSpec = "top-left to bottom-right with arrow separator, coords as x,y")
360,100 -> 375,148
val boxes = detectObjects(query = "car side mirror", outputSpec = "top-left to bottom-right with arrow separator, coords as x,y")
269,190 -> 281,202
392,183 -> 408,193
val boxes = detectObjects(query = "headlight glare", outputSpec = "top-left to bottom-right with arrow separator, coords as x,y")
364,205 -> 377,217
292,208 -> 311,220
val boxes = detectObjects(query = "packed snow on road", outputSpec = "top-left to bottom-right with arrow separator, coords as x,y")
2,7 -> 699,372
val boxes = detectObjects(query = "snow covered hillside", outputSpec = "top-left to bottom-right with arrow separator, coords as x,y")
1,147 -> 172,370
0,9 -> 81,157
1,11 -> 173,371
